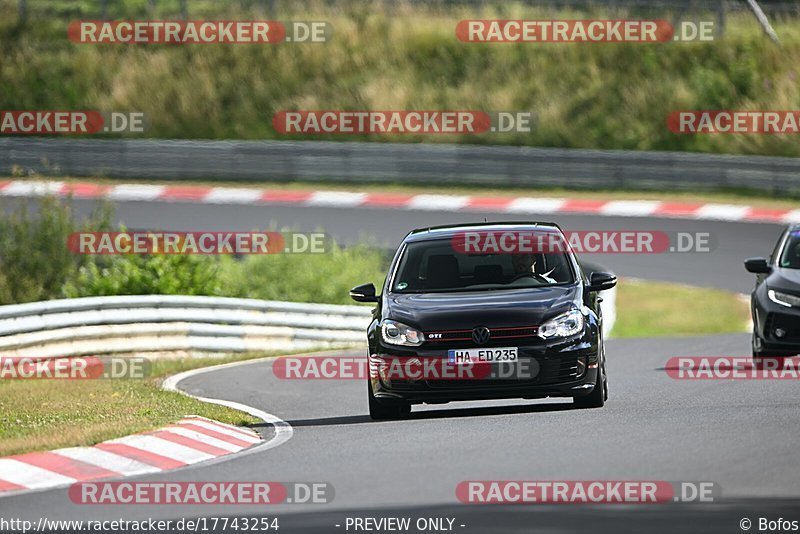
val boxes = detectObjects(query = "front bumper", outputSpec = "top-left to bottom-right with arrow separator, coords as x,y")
753,291 -> 800,355
369,336 -> 600,404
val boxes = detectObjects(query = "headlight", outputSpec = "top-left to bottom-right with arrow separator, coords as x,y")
381,320 -> 425,346
768,289 -> 800,308
538,309 -> 584,339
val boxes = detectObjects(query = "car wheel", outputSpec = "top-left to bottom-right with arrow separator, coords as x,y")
367,381 -> 411,420
574,344 -> 606,409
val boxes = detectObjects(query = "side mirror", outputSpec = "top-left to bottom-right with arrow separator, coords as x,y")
587,272 -> 617,292
350,283 -> 379,303
744,257 -> 771,274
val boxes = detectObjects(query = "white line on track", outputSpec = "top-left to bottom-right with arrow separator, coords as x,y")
162,357 -> 294,465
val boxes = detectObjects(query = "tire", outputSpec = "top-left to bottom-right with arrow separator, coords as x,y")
574,343 -> 607,409
367,381 -> 411,420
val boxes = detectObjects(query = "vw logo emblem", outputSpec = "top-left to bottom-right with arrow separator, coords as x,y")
472,326 -> 491,345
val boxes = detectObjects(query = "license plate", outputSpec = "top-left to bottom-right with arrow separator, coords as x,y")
447,347 -> 518,364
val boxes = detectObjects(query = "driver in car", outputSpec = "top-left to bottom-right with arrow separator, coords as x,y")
511,252 -> 558,284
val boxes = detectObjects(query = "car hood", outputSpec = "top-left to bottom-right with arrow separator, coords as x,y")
769,268 -> 800,292
385,285 -> 580,330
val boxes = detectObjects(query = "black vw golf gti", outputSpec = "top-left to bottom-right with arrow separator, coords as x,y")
350,222 -> 616,419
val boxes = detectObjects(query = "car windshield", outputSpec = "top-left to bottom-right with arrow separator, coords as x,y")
391,237 -> 575,293
779,231 -> 800,269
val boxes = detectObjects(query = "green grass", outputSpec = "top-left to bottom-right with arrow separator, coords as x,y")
1,2 -> 799,156
613,278 -> 750,338
0,352 -> 285,457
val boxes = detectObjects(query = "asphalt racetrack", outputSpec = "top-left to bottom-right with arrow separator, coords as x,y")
1,196 -> 797,533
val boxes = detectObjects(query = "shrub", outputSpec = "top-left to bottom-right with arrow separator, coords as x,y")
62,253 -> 225,298
0,196 -> 112,304
219,244 -> 389,305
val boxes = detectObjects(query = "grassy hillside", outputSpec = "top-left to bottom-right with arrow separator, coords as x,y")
1,1 -> 799,155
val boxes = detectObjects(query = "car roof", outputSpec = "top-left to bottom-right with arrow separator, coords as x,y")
403,221 -> 563,243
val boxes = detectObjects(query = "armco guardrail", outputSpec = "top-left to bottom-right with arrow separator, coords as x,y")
0,287 -> 616,359
0,295 -> 372,359
2,138 -> 799,195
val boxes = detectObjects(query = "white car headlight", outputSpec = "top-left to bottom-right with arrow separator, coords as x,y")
381,320 -> 425,346
538,309 -> 584,339
768,289 -> 800,308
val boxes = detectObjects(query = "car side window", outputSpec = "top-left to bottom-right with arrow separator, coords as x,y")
770,229 -> 788,263
778,232 -> 800,269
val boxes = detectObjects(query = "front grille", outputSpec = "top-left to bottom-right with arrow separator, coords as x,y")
425,353 -> 582,389
424,326 -> 539,349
